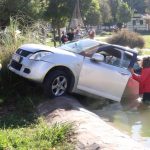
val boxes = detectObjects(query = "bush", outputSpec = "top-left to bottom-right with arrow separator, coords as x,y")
0,18 -> 50,101
106,29 -> 145,49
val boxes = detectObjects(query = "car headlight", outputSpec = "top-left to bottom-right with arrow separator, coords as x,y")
29,51 -> 52,60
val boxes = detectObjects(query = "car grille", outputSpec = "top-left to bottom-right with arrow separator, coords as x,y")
16,49 -> 33,57
10,60 -> 22,71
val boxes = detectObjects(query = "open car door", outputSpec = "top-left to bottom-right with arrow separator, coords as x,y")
77,47 -> 131,102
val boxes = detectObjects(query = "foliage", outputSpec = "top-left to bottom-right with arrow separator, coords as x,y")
44,0 -> 101,27
108,0 -> 132,24
81,0 -> 101,26
117,2 -> 132,23
0,0 -> 149,30
106,30 -> 145,48
123,0 -> 146,13
0,18 -> 53,100
0,117 -> 74,150
99,0 -> 112,24
0,0 -> 47,27
44,0 -> 70,29
108,0 -> 120,23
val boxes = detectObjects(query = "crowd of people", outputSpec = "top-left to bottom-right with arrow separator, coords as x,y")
60,27 -> 95,44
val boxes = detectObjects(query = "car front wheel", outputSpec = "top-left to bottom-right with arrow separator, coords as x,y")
44,70 -> 69,97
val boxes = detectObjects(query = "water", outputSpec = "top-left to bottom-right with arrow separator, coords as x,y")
79,97 -> 150,148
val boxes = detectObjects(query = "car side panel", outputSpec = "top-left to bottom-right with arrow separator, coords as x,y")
43,53 -> 84,89
122,77 -> 139,100
77,57 -> 130,102
9,52 -> 84,92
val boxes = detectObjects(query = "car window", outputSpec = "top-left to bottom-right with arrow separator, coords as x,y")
98,48 -> 121,67
78,39 -> 100,50
83,45 -> 101,57
59,39 -> 100,53
59,42 -> 82,53
122,52 -> 132,68
122,52 -> 141,71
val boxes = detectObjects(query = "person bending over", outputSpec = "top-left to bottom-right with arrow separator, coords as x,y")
129,56 -> 150,103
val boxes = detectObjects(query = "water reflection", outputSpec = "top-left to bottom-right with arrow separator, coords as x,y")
79,97 -> 150,148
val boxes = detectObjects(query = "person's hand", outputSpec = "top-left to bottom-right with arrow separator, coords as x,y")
128,67 -> 134,74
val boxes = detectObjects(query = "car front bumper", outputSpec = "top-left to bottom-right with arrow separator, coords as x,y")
8,57 -> 54,83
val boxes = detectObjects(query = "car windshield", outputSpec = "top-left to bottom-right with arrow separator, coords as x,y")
59,39 -> 100,53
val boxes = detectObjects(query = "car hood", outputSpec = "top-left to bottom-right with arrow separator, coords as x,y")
19,44 -> 76,56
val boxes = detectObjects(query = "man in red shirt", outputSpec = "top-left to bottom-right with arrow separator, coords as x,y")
129,56 -> 150,102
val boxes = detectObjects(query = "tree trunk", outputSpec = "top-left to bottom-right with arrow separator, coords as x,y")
57,27 -> 61,45
52,28 -> 56,47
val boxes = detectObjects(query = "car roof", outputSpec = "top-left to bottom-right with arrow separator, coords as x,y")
98,43 -> 138,54
111,44 -> 138,54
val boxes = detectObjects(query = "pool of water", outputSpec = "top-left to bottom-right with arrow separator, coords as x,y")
79,97 -> 150,148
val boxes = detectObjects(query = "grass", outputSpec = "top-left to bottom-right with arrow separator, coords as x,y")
142,35 -> 150,48
1,19 -> 148,149
95,35 -> 108,42
0,117 -> 74,150
143,50 -> 150,55
0,18 -> 75,150
0,94 -> 75,150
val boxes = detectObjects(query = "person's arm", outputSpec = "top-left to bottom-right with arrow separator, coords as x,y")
128,67 -> 134,74
128,67 -> 141,82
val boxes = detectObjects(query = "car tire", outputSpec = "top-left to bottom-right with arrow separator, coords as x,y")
43,70 -> 69,97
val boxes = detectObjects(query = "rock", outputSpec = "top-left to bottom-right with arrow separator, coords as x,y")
37,96 -> 147,150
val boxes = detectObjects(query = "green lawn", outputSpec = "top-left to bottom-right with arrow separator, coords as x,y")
142,35 -> 150,49
95,34 -> 150,55
0,112 -> 74,150
95,35 -> 109,42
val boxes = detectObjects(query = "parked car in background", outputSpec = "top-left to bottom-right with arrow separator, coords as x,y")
8,39 -> 140,102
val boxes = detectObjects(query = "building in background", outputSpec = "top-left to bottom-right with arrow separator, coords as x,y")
127,13 -> 150,31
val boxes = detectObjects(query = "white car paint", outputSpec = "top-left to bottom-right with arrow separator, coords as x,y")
77,57 -> 130,102
8,39 -> 139,102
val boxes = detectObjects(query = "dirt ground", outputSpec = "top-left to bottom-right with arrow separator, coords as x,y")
37,96 -> 147,150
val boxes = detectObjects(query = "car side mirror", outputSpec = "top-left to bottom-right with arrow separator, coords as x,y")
91,53 -> 104,62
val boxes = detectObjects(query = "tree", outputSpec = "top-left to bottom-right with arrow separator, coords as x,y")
45,0 -> 72,28
80,0 -> 101,26
44,0 -> 101,46
108,0 -> 120,23
0,0 -> 47,28
108,0 -> 131,26
44,0 -> 72,45
99,0 -> 112,24
117,2 -> 132,23
123,0 -> 146,13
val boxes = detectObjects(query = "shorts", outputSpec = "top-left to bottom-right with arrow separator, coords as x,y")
143,93 -> 150,102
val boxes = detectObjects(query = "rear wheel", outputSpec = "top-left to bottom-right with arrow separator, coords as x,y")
44,70 -> 69,97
